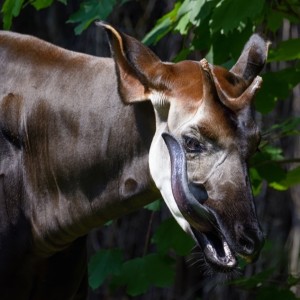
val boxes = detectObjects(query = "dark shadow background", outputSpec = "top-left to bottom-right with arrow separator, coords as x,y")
3,1 -> 300,299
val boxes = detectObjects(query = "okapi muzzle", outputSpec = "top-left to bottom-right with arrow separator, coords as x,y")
163,132 -> 264,270
102,23 -> 269,272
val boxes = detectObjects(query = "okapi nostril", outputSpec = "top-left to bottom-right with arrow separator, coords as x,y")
234,223 -> 265,257
238,237 -> 255,254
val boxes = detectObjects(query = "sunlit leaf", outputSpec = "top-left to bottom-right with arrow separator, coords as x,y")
175,0 -> 206,33
143,0 -> 207,45
67,0 -> 118,35
31,0 -> 54,10
142,2 -> 181,45
271,167 -> 300,191
1,0 -> 24,29
250,167 -> 263,196
175,12 -> 191,35
211,0 -> 265,34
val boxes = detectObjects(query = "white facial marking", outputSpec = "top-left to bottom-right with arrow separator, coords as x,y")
149,123 -> 191,233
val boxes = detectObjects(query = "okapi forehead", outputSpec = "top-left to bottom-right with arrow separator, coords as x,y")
163,61 -> 203,110
164,61 -> 236,137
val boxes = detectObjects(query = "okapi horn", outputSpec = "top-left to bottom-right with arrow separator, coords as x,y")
199,59 -> 218,105
162,132 -> 215,233
200,58 -> 263,112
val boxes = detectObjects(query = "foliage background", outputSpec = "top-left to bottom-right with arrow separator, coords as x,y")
1,0 -> 300,299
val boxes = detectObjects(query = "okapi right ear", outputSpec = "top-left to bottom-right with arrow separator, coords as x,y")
97,22 -> 165,104
230,34 -> 269,83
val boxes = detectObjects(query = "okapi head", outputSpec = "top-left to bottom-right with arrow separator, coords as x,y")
100,23 -> 268,272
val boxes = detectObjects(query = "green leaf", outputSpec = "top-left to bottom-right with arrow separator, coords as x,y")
251,150 -> 286,184
144,199 -> 162,211
271,167 -> 300,191
287,274 -> 300,287
211,0 -> 265,34
210,23 -> 253,64
268,38 -> 300,62
142,254 -> 175,288
267,117 -> 300,137
255,67 -> 300,114
152,218 -> 195,256
112,254 -> 175,296
230,268 -> 275,289
142,2 -> 181,45
1,0 -> 25,29
68,0 -> 118,35
251,146 -> 283,167
257,286 -> 298,300
250,167 -> 263,196
173,47 -> 193,62
88,248 -> 123,290
175,12 -> 191,35
31,0 -> 54,10
174,0 -> 206,34
143,0 -> 207,45
257,163 -> 286,183
266,9 -> 284,32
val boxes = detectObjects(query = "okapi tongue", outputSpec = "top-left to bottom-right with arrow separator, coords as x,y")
162,133 -> 214,233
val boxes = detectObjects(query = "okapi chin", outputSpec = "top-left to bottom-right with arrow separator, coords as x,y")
0,22 -> 268,299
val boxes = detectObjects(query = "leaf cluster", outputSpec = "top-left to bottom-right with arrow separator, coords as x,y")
1,0 -> 300,298
88,218 -> 194,296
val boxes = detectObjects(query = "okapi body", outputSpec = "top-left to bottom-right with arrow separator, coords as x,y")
0,23 -> 268,299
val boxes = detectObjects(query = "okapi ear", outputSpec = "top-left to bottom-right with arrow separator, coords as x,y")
230,34 -> 269,83
97,22 -> 164,104
208,34 -> 269,112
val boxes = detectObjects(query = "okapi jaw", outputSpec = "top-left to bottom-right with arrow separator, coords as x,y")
100,23 -> 268,272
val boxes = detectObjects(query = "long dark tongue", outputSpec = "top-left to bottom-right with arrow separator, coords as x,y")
162,132 -> 215,233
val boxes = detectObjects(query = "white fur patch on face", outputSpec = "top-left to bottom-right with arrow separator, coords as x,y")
149,124 -> 191,233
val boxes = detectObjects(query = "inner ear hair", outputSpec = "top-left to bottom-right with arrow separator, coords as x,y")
230,34 -> 269,83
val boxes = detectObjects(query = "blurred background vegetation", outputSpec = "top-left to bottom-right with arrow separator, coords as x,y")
1,0 -> 300,299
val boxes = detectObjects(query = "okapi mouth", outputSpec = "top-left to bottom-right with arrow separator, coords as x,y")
162,133 -> 238,271
192,228 -> 237,271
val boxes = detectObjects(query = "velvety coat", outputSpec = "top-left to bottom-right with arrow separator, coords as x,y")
0,24 -> 268,299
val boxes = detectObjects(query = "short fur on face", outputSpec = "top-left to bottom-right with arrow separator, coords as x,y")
100,22 -> 268,271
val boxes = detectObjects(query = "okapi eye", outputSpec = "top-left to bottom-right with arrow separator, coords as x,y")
184,136 -> 204,153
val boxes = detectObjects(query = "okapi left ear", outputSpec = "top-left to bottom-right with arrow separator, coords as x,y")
210,34 -> 269,111
230,34 -> 269,83
97,22 -> 167,104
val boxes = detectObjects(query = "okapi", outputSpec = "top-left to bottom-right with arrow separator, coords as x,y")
0,23 -> 268,299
